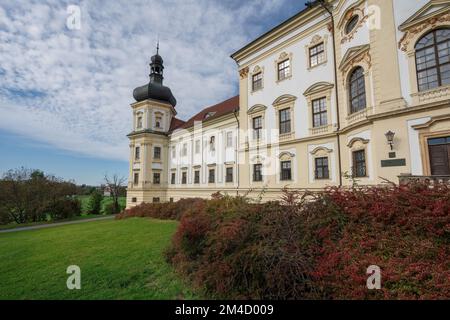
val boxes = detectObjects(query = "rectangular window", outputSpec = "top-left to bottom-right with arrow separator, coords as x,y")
154,146 -> 161,159
136,116 -> 143,129
226,132 -> 233,148
171,172 -> 176,185
352,150 -> 367,178
208,169 -> 215,183
182,143 -> 187,156
194,170 -> 200,184
152,197 -> 160,203
252,72 -> 263,91
312,97 -> 327,127
253,164 -> 263,182
315,157 -> 329,179
155,116 -> 162,128
278,59 -> 290,81
133,173 -> 139,185
210,136 -> 216,151
280,161 -> 292,181
135,146 -> 140,160
182,172 -> 187,184
195,140 -> 201,154
226,167 -> 233,183
132,197 -> 137,203
279,108 -> 291,134
309,43 -> 325,67
170,197 -> 174,203
171,146 -> 176,158
153,172 -> 160,184
253,116 -> 262,140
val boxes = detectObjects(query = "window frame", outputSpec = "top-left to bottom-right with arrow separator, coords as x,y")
194,170 -> 200,184
253,116 -> 262,140
133,172 -> 139,185
226,132 -> 233,148
253,164 -> 263,182
171,172 -> 176,185
312,97 -> 328,128
252,72 -> 263,91
314,157 -> 330,180
309,42 -> 325,68
135,146 -> 140,161
181,171 -> 187,184
208,169 -> 215,183
280,161 -> 292,181
415,28 -> 450,92
225,167 -> 233,183
352,149 -> 367,178
153,146 -> 161,159
153,172 -> 160,184
348,67 -> 367,114
279,108 -> 291,135
277,59 -> 291,81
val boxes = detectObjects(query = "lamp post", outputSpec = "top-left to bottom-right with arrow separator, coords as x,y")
385,130 -> 395,150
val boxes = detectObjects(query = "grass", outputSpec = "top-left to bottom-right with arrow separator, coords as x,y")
0,218 -> 198,299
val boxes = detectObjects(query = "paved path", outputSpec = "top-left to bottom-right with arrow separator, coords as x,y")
0,215 -> 116,234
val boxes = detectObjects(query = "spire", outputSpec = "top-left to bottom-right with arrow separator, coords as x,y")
149,41 -> 164,84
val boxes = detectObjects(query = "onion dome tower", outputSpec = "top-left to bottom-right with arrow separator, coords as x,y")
132,43 -> 177,107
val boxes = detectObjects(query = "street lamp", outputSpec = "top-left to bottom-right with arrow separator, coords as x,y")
385,131 -> 395,150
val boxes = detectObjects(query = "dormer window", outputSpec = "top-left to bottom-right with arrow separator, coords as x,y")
205,112 -> 216,119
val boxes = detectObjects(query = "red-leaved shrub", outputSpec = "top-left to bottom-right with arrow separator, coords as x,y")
163,183 -> 450,299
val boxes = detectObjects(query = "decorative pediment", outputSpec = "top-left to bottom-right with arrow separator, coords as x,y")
279,151 -> 295,161
310,35 -> 323,46
272,94 -> 297,107
310,146 -> 333,155
347,137 -> 369,148
278,52 -> 289,61
398,1 -> 450,52
247,104 -> 267,115
252,65 -> 261,73
251,155 -> 266,163
303,82 -> 334,97
399,0 -> 450,31
412,114 -> 450,130
336,0 -> 365,29
339,44 -> 371,72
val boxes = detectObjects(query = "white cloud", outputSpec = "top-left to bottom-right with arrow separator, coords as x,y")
0,0 -> 292,161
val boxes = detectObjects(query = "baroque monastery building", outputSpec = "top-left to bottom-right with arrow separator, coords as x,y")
126,0 -> 450,206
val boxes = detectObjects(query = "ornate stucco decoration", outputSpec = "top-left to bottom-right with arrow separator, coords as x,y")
239,66 -> 249,79
339,7 -> 368,44
339,44 -> 372,83
272,94 -> 297,107
310,146 -> 333,155
279,151 -> 295,160
247,104 -> 267,115
347,137 -> 369,148
398,1 -> 450,52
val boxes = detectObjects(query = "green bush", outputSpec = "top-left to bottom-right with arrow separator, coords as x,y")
87,190 -> 103,215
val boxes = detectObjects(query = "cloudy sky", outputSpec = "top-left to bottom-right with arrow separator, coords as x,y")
0,0 -> 307,185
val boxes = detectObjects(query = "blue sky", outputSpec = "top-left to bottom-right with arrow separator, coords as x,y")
0,0 -> 307,185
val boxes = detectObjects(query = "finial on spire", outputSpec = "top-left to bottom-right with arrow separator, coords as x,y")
156,37 -> 159,55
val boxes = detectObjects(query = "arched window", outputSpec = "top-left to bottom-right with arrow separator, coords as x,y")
349,67 -> 366,114
345,15 -> 359,35
415,28 -> 450,92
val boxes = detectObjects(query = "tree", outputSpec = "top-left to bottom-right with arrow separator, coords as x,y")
104,174 -> 126,214
0,167 -> 78,224
88,189 -> 103,215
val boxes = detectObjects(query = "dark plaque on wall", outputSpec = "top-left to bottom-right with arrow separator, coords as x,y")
381,159 -> 406,167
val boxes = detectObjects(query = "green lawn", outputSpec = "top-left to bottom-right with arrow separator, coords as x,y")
0,218 -> 197,299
